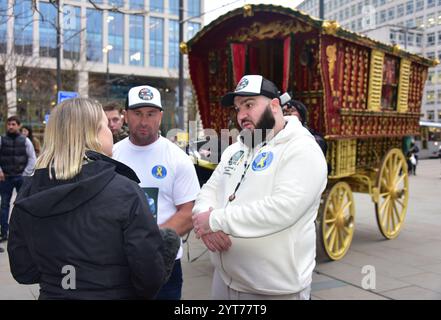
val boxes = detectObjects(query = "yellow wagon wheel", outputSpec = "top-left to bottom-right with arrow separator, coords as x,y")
319,182 -> 355,261
375,148 -> 409,239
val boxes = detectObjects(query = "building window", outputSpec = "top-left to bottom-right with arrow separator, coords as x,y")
427,32 -> 435,46
169,20 -> 179,69
109,0 -> 124,8
357,2 -> 362,15
437,91 -> 441,102
427,91 -> 435,104
39,2 -> 57,58
428,71 -> 435,84
438,31 -> 441,44
380,10 -> 386,23
150,0 -> 164,13
169,0 -> 179,15
388,7 -> 395,20
129,15 -> 144,66
427,52 -> 435,59
437,109 -> 441,121
390,32 -> 396,42
416,16 -> 424,28
427,13 -> 436,26
14,0 -> 33,56
0,1 -> 8,53
187,22 -> 200,40
406,0 -> 414,15
188,0 -> 201,17
407,33 -> 414,46
416,33 -> 422,46
406,19 -> 415,28
427,110 -> 435,120
397,4 -> 405,17
427,0 -> 435,8
63,6 -> 81,61
130,0 -> 145,10
86,9 -> 102,62
150,17 -> 164,67
416,0 -> 424,10
108,12 -> 124,64
379,0 -> 386,5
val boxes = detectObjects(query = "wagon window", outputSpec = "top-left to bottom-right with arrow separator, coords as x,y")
381,55 -> 399,110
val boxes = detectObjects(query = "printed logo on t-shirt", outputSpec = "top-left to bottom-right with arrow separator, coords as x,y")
152,165 -> 167,179
142,187 -> 158,222
252,151 -> 274,171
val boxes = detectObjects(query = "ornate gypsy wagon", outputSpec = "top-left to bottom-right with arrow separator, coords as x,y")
181,4 -> 436,260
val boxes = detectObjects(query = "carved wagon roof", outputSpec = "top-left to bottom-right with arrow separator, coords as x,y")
185,4 -> 436,68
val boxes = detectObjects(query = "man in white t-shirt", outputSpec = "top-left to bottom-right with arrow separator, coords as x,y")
113,85 -> 200,300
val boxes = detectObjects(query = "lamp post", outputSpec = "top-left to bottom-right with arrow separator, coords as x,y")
103,45 -> 113,99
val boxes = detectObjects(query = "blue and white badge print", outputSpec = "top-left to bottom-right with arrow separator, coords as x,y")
252,151 -> 274,171
152,165 -> 167,179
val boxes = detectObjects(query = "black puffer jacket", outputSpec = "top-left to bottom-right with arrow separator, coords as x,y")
7,152 -> 167,299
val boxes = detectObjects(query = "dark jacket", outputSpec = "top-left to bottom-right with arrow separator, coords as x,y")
0,133 -> 28,176
7,152 -> 167,300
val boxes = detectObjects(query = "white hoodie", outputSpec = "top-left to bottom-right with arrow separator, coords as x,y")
193,116 -> 328,295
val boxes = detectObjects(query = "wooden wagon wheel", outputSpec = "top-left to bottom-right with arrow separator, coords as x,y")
375,148 -> 409,239
318,182 -> 355,261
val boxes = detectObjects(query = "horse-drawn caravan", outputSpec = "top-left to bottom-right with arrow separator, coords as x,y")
181,4 -> 436,260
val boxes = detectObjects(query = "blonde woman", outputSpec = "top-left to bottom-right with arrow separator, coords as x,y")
7,98 -> 169,299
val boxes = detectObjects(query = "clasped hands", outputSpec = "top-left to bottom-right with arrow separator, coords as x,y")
192,208 -> 231,253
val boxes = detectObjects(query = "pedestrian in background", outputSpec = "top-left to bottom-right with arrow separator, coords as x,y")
281,97 -> 327,156
192,75 -> 328,300
20,125 -> 41,157
113,85 -> 200,300
103,101 -> 129,143
0,116 -> 36,242
7,98 -> 172,299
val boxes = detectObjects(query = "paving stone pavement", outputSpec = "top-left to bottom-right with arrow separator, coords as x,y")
1,159 -> 440,300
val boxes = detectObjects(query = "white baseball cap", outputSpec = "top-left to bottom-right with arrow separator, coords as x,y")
221,75 -> 280,107
126,85 -> 163,110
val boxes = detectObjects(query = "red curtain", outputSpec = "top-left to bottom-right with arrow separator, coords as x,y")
282,36 -> 291,92
248,46 -> 259,74
231,43 -> 247,84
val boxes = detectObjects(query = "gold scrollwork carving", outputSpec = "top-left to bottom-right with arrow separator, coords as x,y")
322,20 -> 340,35
326,44 -> 337,95
228,20 -> 313,42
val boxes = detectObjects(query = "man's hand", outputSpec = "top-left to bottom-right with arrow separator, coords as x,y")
201,231 -> 231,252
0,171 -> 5,182
192,208 -> 213,238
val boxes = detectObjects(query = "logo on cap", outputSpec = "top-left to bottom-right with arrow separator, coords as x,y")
236,78 -> 249,91
139,88 -> 154,101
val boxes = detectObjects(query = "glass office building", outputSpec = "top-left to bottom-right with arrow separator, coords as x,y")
0,0 -> 203,133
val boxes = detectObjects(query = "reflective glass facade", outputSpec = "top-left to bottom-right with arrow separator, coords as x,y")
130,0 -> 145,10
150,17 -> 164,67
169,20 -> 179,69
0,1 -> 8,53
129,15 -> 144,66
14,0 -> 33,55
39,2 -> 57,58
188,0 -> 201,17
187,22 -> 200,40
169,0 -> 179,15
151,0 -> 164,13
86,9 -> 103,62
63,5 -> 81,61
108,12 -> 124,64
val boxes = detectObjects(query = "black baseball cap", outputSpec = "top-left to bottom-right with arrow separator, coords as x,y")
221,75 -> 280,107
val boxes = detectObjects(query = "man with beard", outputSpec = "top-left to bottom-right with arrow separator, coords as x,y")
0,116 -> 36,244
192,75 -> 328,300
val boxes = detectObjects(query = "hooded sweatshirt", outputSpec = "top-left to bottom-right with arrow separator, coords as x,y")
7,153 -> 167,299
193,116 -> 328,295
